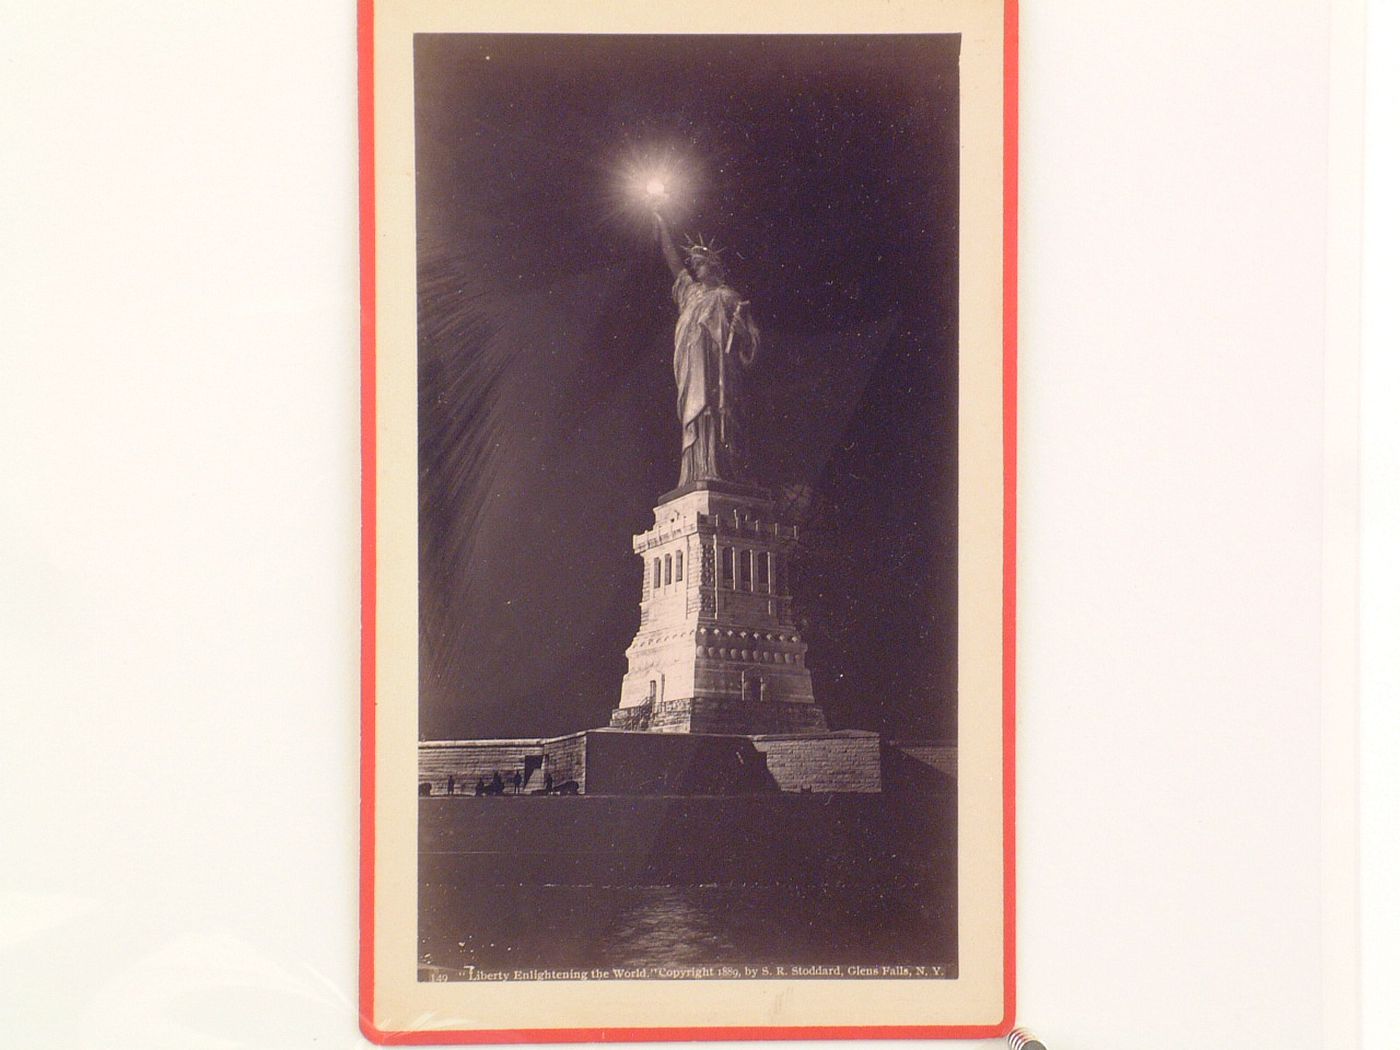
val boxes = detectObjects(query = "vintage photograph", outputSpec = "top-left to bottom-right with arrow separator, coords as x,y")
364,1 -> 1010,1036
413,33 -> 960,981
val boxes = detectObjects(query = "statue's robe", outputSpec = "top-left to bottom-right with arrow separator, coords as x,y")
671,269 -> 759,484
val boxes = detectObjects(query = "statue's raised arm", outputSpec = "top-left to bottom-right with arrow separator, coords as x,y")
653,210 -> 685,279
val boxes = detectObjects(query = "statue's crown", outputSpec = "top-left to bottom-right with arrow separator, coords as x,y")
683,233 -> 725,258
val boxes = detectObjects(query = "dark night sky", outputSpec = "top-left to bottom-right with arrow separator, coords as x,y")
415,34 -> 959,742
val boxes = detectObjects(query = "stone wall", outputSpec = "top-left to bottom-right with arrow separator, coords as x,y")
583,730 -> 776,795
550,733 -> 587,792
418,734 -> 588,795
418,729 -> 945,797
882,740 -> 957,795
887,741 -> 957,778
749,730 -> 882,793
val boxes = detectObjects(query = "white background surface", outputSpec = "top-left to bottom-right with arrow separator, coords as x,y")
1,2 -> 1394,1049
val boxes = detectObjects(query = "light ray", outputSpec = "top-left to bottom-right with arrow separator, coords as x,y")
611,143 -> 702,230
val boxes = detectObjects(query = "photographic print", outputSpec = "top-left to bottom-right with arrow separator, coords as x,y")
363,1 -> 1013,1041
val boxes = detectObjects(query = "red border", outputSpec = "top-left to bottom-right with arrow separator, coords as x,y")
359,2 -> 1017,1041
358,0 -> 378,1037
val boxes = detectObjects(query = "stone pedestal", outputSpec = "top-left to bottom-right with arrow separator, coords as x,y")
610,480 -> 830,734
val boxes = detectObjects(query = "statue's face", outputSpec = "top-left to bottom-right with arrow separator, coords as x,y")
691,254 -> 717,282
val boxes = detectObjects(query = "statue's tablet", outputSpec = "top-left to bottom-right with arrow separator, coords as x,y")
361,0 -> 1016,1039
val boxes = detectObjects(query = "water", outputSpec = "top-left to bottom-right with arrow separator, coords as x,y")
419,880 -> 956,979
417,791 -> 958,981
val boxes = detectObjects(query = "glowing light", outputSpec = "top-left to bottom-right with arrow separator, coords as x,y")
612,147 -> 700,228
633,168 -> 675,206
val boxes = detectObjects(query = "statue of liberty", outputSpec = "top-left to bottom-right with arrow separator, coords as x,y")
652,209 -> 760,484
